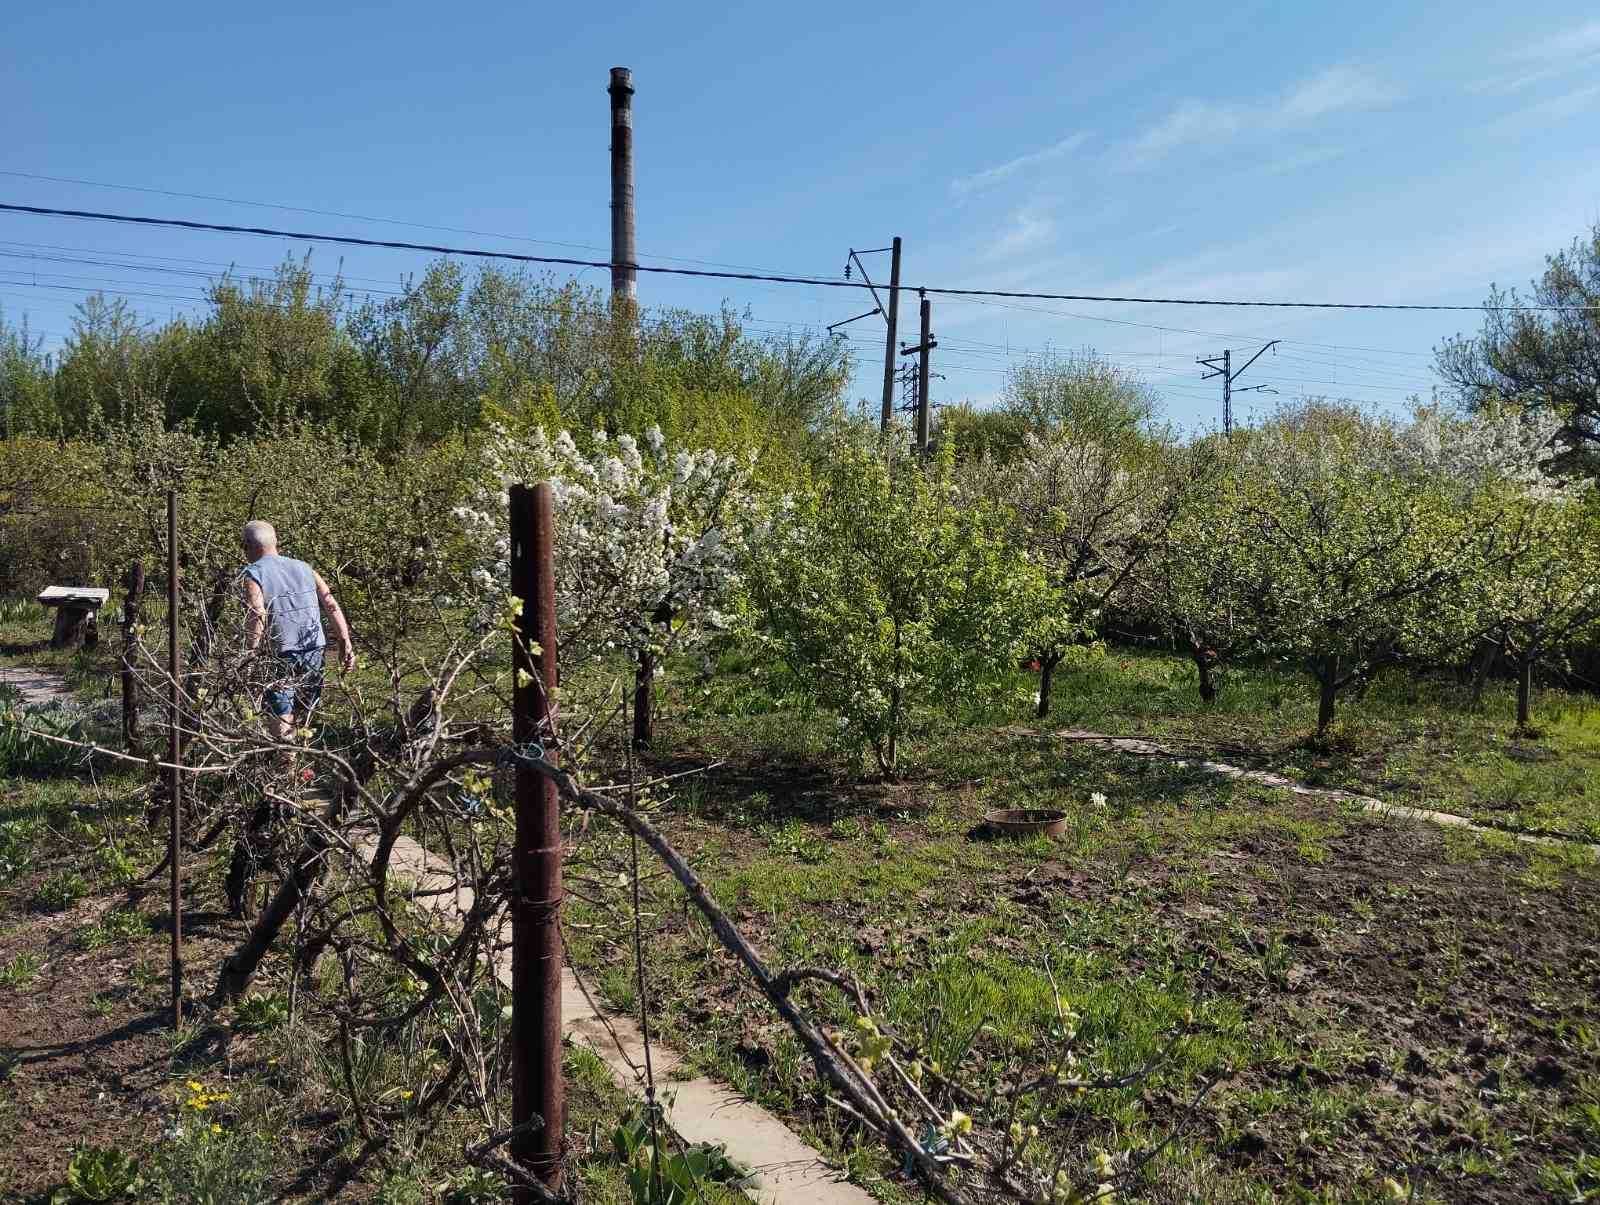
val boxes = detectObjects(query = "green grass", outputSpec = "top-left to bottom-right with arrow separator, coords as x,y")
557,643 -> 1600,1201
6,604 -> 1600,1201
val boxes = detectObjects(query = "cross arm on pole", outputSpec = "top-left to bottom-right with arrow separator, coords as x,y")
1229,340 -> 1280,383
848,250 -> 887,316
827,306 -> 881,335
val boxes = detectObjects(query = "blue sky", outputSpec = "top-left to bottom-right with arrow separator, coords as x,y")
3,0 -> 1598,431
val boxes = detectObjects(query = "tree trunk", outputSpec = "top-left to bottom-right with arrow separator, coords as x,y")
1036,651 -> 1062,718
883,683 -> 901,777
1468,632 -> 1502,705
224,798 -> 275,919
632,650 -> 654,749
1316,655 -> 1340,737
1189,643 -> 1218,705
1516,658 -> 1533,731
214,830 -> 329,1002
120,561 -> 145,751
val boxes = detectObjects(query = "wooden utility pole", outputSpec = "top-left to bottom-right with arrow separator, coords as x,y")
879,237 -> 902,431
166,490 -> 182,1028
608,67 -> 637,303
509,483 -> 565,1196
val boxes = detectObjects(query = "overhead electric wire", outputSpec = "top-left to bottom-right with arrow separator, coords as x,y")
0,170 -> 799,276
939,295 -> 1441,356
3,201 -> 1593,313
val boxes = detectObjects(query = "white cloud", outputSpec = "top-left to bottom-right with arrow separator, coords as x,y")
1484,82 -> 1600,136
1118,66 -> 1395,167
1513,19 -> 1600,63
1279,65 -> 1395,121
983,209 -> 1056,261
950,133 -> 1090,197
1262,145 -> 1350,176
1472,19 -> 1600,94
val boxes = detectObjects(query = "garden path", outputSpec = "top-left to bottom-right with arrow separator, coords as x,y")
379,832 -> 878,1205
0,664 -> 75,707
1012,726 -> 1600,856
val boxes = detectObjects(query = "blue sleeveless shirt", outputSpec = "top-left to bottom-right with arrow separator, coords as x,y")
242,554 -> 326,654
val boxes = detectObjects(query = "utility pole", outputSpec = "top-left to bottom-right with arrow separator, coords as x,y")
880,238 -> 901,431
828,241 -> 904,432
1199,340 -> 1279,435
899,291 -> 936,454
608,67 -> 636,304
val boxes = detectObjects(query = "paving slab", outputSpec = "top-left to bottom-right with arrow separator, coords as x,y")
382,834 -> 876,1205
0,666 -> 75,708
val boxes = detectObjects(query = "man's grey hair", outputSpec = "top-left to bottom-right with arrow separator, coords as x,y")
241,520 -> 279,556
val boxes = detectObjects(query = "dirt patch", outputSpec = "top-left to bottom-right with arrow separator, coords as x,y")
601,741 -> 1600,1203
1075,801 -> 1600,1202
0,896 -> 207,1200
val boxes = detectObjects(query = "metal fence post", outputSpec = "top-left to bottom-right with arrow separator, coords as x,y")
166,490 -> 183,1028
509,482 -> 564,1194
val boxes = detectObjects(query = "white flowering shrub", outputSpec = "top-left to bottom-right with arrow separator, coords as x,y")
456,423 -> 754,681
1398,401 -> 1571,499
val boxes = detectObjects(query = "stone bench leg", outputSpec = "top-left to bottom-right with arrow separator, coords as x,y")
50,605 -> 99,651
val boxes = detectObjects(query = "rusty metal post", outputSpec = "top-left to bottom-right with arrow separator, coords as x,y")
608,67 -> 637,303
509,482 -> 564,1194
166,490 -> 183,1028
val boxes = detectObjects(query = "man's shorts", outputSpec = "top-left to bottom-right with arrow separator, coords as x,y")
264,648 -> 325,720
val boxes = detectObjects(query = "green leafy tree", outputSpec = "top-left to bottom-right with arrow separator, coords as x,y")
1436,220 -> 1600,480
0,307 -> 58,437
743,422 -> 1050,776
976,431 -> 1203,715
1471,497 -> 1600,732
179,256 -> 367,439
1232,405 -> 1509,737
1128,437 -> 1271,704
53,294 -> 186,432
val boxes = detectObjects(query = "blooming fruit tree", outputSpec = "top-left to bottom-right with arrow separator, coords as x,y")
457,423 -> 753,745
976,430 -> 1205,716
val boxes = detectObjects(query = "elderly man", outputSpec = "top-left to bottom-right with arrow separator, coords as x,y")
240,520 -> 354,741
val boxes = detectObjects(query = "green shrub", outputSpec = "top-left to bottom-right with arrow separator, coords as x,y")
32,870 -> 89,912
146,1121 -> 276,1205
51,1145 -> 141,1202
743,424 -> 1050,775
1,951 -> 42,988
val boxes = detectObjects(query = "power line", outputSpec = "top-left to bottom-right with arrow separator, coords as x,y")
0,169 -> 794,276
3,201 -> 1592,313
938,295 -> 1440,356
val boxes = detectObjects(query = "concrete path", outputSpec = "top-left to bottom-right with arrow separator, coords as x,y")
0,665 -> 75,708
382,833 -> 876,1205
1015,726 -> 1600,856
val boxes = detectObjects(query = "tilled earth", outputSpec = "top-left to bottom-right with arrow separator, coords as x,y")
586,746 -> 1600,1204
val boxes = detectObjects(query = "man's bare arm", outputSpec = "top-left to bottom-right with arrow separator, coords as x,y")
244,578 -> 267,651
314,572 -> 355,672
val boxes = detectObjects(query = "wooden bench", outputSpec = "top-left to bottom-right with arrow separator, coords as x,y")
37,586 -> 111,650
